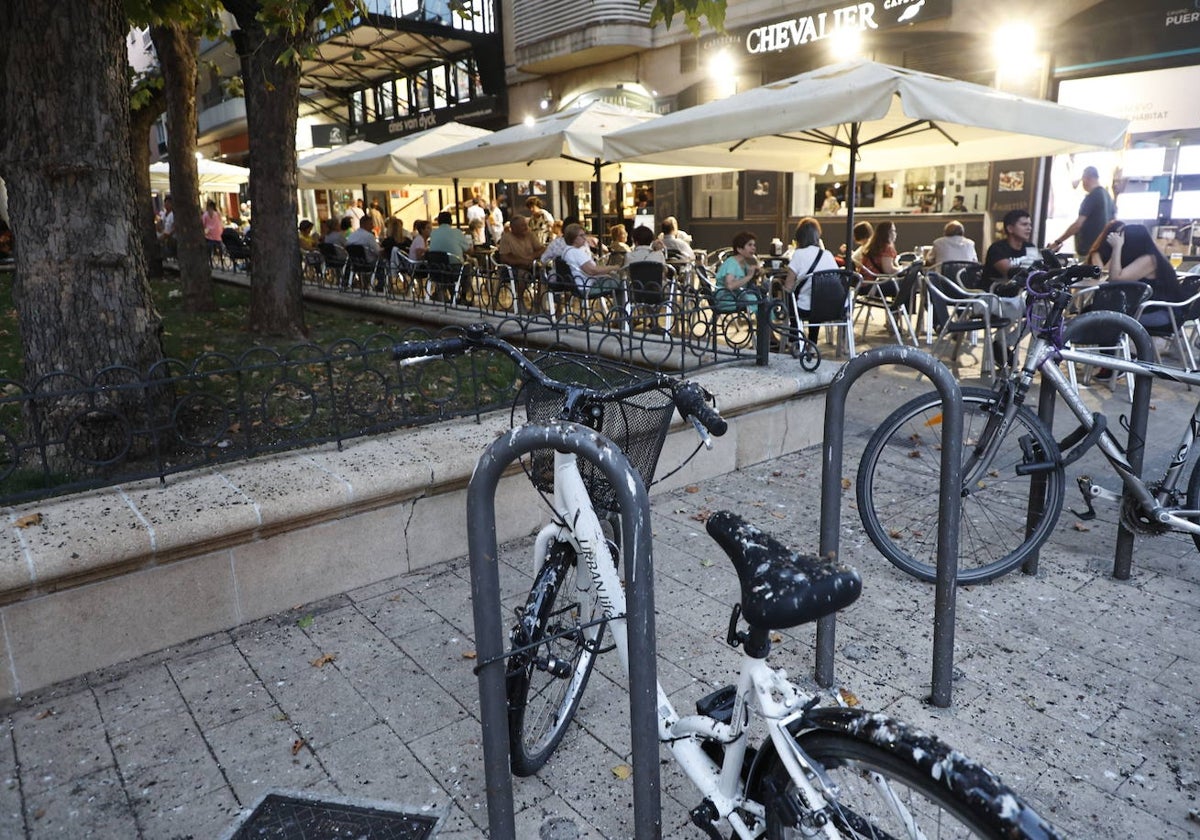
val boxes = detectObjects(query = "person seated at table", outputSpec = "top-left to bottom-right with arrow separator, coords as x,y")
783,217 -> 840,342
298,219 -> 319,251
495,215 -> 544,276
713,231 -> 763,313
983,209 -> 1038,286
427,211 -> 472,264
859,221 -> 899,280
541,215 -> 591,266
844,220 -> 873,269
467,217 -> 487,247
929,221 -> 978,270
345,214 -> 381,260
1084,219 -> 1124,268
325,216 -> 352,249
562,223 -> 620,295
1104,223 -> 1184,332
659,217 -> 695,262
606,224 -> 630,265
408,219 -> 431,261
624,225 -> 666,267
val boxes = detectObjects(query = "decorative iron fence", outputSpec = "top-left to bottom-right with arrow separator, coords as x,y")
300,254 -> 771,373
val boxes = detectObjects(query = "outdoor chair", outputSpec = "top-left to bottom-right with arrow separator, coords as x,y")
1136,275 -> 1200,371
317,242 -> 348,288
544,257 -> 612,322
424,250 -> 471,305
221,229 -> 251,273
924,269 -> 1013,376
1067,280 -> 1152,399
344,244 -> 385,293
622,260 -> 677,334
853,261 -> 921,346
786,268 -> 858,358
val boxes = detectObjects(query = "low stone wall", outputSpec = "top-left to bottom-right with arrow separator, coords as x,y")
0,359 -> 833,701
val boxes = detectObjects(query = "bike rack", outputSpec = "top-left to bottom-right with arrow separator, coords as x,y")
818,347 -> 965,707
1024,311 -> 1154,580
466,421 -> 661,840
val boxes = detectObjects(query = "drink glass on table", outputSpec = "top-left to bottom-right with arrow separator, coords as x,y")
1169,253 -> 1183,270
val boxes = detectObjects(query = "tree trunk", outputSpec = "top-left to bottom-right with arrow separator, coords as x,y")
225,4 -> 307,338
151,22 -> 215,312
0,0 -> 165,466
130,86 -> 166,281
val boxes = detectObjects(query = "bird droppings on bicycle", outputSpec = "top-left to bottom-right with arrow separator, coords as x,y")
392,324 -> 1063,839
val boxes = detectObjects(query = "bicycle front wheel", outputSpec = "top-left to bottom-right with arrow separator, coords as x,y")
506,540 -> 604,776
857,386 -> 1065,584
770,729 -> 1051,839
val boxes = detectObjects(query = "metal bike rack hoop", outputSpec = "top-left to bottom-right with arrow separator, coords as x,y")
465,421 -> 660,840
818,346 -> 964,707
1026,311 -> 1154,580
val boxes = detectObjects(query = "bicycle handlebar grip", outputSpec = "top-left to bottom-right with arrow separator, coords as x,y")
675,382 -> 728,436
1064,264 -> 1102,282
392,337 -> 466,360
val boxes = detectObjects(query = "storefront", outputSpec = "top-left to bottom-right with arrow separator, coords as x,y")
1048,0 -> 1200,265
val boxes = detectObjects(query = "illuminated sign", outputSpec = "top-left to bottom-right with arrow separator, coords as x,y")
743,0 -> 951,54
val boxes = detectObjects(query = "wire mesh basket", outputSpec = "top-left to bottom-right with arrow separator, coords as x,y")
518,353 -> 675,513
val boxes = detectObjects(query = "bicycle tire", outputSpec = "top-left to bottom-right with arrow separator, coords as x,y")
506,540 -> 603,776
857,386 -> 1065,584
765,726 -> 1057,839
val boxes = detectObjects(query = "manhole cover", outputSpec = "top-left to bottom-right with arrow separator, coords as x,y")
228,792 -> 439,839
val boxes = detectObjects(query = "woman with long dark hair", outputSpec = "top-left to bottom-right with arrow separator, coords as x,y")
1106,223 -> 1182,331
860,220 -> 898,279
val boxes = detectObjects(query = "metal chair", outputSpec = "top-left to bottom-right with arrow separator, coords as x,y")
317,242 -> 348,288
546,256 -> 612,322
344,244 -> 385,293
853,262 -> 922,346
789,268 -> 858,358
221,229 -> 251,273
623,260 -> 677,333
424,250 -> 471,305
1067,281 -> 1152,400
924,270 -> 1013,376
1136,275 -> 1200,370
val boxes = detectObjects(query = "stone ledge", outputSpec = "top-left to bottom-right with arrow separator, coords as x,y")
0,357 -> 833,699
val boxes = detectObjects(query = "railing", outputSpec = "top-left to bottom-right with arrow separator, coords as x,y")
301,255 -> 766,373
0,328 -> 522,506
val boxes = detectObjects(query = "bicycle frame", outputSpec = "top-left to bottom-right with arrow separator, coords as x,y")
542,447 -> 843,839
993,327 -> 1200,536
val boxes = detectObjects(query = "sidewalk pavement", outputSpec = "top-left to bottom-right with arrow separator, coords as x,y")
1,362 -> 1198,838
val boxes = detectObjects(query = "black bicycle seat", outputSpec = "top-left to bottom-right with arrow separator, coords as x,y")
705,511 -> 862,630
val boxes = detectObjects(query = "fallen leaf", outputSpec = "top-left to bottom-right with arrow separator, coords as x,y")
297,615 -> 314,629
462,651 -> 477,660
770,632 -> 783,643
907,450 -> 922,459
612,764 -> 632,780
291,738 -> 306,755
700,558 -> 713,567
33,709 -> 54,720
1072,522 -> 1091,532
840,478 -> 851,490
310,653 -> 336,668
685,485 -> 700,494
771,470 -> 783,477
770,511 -> 787,519
838,688 -> 861,707
14,513 -> 42,528
690,508 -> 713,523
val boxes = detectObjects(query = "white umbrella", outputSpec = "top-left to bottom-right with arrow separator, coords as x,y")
418,101 -> 730,183
315,122 -> 492,187
150,159 -> 249,193
297,141 -> 376,188
603,59 -> 1130,247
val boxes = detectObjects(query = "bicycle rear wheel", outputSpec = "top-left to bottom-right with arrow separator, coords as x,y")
856,386 -> 1065,584
768,730 -> 1046,839
506,540 -> 603,776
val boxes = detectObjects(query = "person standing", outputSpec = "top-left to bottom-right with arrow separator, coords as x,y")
157,196 -> 176,257
202,200 -> 224,262
367,198 -> 386,234
1049,165 -> 1114,260
820,188 -> 841,214
525,196 -> 554,247
487,198 -> 504,245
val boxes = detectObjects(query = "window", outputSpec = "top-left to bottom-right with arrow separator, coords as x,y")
377,82 -> 396,120
692,172 -> 739,218
350,90 -> 365,129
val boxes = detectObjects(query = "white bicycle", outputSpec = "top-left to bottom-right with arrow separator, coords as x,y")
395,325 -> 1061,839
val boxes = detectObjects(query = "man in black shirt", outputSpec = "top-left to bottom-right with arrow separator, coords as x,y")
984,209 -> 1038,285
1049,166 -> 1113,259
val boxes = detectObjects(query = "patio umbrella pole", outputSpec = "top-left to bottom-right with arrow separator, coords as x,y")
453,177 -> 461,225
843,123 -> 859,264
591,158 -> 604,238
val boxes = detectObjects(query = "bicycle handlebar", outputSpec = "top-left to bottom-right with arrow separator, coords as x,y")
392,324 -> 728,436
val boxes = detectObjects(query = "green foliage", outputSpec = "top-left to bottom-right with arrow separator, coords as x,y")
641,0 -> 726,34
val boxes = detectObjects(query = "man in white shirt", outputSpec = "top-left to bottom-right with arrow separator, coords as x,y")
660,217 -> 695,262
157,196 -> 175,256
345,214 -> 381,259
465,197 -> 487,226
930,221 -> 978,270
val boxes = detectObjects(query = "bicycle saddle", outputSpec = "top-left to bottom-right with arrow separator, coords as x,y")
705,511 -> 862,630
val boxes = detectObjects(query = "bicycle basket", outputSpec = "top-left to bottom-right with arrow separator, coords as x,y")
517,353 -> 675,513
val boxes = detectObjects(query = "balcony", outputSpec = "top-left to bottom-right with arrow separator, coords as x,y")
511,0 -> 653,74
198,96 -> 247,143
